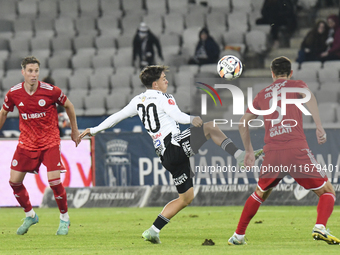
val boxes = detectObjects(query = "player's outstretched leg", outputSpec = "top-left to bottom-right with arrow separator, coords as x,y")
17,213 -> 39,235
202,122 -> 263,164
142,187 -> 194,244
312,226 -> 340,244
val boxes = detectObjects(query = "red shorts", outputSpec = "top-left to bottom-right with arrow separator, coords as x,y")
258,148 -> 328,191
11,145 -> 65,173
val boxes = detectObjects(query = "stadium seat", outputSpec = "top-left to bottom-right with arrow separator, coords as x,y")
33,18 -> 55,38
121,0 -> 145,15
31,50 -> 49,68
90,73 -> 110,93
319,82 -> 340,92
106,93 -> 128,115
114,48 -> 133,67
79,0 -> 100,17
120,14 -> 143,35
145,0 -> 167,15
323,60 -> 340,71
55,18 -> 76,37
172,92 -> 191,112
51,68 -> 73,90
223,30 -> 246,54
48,55 -> 71,69
9,37 -> 30,54
336,104 -> 340,123
13,18 -> 34,38
100,0 -> 123,18
71,54 -> 93,69
59,0 -> 79,18
300,61 -> 322,71
188,4 -> 210,15
164,13 -> 185,34
38,1 -> 58,19
75,17 -> 98,36
50,73 -> 70,93
68,72 -> 90,92
206,11 -> 227,32
252,0 -> 264,11
182,26 -> 201,50
31,36 -> 51,52
185,11 -> 206,28
293,68 -> 318,82
207,0 -> 231,13
318,69 -> 339,83
114,66 -> 136,76
231,0 -> 252,13
51,36 -> 74,56
245,30 -> 267,54
159,33 -> 180,47
0,50 -> 9,66
110,72 -> 132,92
291,62 -> 300,76
116,35 -> 134,49
92,55 -> 113,69
306,81 -> 319,93
73,35 -> 95,53
97,16 -> 121,37
67,89 -> 86,116
317,102 -> 337,123
2,72 -> 24,92
228,12 -> 249,33
95,35 -> 116,51
315,90 -> 338,104
199,64 -> 218,74
142,14 -> 164,36
0,38 -> 9,51
179,64 -> 199,74
131,74 -> 146,95
6,54 -> 26,71
0,1 -> 17,21
167,0 -> 189,14
18,0 -> 38,19
174,71 -> 194,93
93,67 -> 114,77
83,91 -> 107,116
0,19 -> 14,39
39,68 -> 50,81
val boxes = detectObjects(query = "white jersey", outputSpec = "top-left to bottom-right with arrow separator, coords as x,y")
90,89 -> 192,155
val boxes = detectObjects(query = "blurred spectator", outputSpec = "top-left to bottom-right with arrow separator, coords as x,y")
188,27 -> 220,65
132,22 -> 163,69
42,76 -> 70,137
296,20 -> 328,64
256,0 -> 297,49
321,14 -> 340,61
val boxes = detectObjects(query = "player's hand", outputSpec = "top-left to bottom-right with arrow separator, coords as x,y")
71,129 -> 81,147
244,150 -> 255,168
316,126 -> 327,145
191,116 -> 203,127
78,128 -> 92,142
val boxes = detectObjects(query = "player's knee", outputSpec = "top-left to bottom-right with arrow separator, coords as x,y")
180,190 -> 194,207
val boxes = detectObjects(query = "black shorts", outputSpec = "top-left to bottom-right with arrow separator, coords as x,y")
160,126 -> 206,193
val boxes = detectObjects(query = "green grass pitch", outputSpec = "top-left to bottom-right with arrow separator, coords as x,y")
1,206 -> 340,254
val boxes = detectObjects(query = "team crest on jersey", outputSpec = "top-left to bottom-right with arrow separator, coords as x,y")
168,99 -> 175,105
38,99 -> 46,107
12,159 -> 18,167
141,96 -> 146,102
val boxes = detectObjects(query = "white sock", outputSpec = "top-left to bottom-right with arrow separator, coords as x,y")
315,224 -> 325,229
25,209 -> 35,218
151,225 -> 160,233
234,149 -> 243,158
60,212 -> 70,221
235,232 -> 245,240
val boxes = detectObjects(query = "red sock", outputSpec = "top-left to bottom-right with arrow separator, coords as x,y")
9,181 -> 33,212
236,192 -> 264,235
316,193 -> 335,227
49,178 -> 68,214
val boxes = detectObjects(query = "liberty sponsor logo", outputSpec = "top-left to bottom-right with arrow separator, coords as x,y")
21,112 -> 47,120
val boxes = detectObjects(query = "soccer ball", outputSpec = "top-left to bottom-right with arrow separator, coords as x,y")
217,55 -> 243,80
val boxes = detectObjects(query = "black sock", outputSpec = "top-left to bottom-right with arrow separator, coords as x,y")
153,214 -> 170,231
221,138 -> 238,156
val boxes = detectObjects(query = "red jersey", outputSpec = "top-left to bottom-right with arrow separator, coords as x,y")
246,79 -> 309,151
3,81 -> 67,150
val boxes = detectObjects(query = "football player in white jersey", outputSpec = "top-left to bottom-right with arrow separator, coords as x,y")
78,65 -> 263,244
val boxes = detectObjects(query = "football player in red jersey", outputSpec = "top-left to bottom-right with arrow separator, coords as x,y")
228,56 -> 340,245
0,56 -> 80,235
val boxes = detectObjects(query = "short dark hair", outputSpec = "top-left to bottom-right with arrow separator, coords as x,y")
21,56 -> 40,69
139,65 -> 169,88
271,56 -> 291,77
